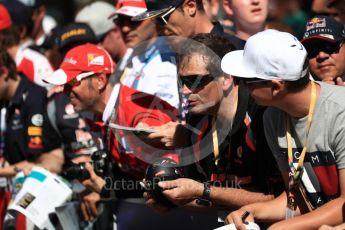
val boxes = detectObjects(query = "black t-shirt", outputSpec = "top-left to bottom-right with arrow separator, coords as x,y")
3,76 -> 56,164
210,22 -> 246,50
183,82 -> 284,195
44,92 -> 101,161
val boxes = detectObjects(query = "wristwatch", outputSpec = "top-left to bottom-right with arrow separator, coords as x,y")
13,166 -> 21,173
196,182 -> 212,206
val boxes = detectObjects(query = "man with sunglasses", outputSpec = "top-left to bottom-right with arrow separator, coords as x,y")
108,0 -> 180,108
222,29 -> 345,229
145,34 -> 283,226
301,16 -> 345,86
132,0 -> 245,49
44,43 -> 190,229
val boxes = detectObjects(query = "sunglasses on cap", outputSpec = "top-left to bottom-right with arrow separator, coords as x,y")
305,41 -> 343,58
66,72 -> 98,87
178,74 -> 215,90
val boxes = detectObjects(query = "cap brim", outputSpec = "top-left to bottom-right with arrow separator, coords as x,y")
132,7 -> 172,21
301,35 -> 337,44
110,6 -> 147,18
221,50 -> 258,79
43,69 -> 80,85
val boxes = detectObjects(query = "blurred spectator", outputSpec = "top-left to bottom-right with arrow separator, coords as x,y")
328,0 -> 345,24
0,47 -> 63,227
113,0 -> 156,48
268,0 -> 308,38
75,1 -> 127,62
133,0 -> 245,49
0,2 -> 53,88
203,0 -> 219,21
112,0 -> 180,108
301,16 -> 345,85
17,0 -> 55,46
2,0 -> 35,48
56,22 -> 97,56
222,0 -> 268,47
222,29 -> 345,229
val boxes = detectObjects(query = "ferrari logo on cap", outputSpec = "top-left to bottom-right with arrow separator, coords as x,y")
88,54 -> 104,66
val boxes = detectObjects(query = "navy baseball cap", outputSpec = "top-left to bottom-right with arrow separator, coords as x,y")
301,16 -> 345,44
132,0 -> 184,21
57,23 -> 97,54
2,0 -> 33,26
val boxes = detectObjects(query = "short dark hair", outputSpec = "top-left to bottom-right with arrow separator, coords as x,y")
285,58 -> 310,92
196,0 -> 205,12
0,26 -> 20,48
285,75 -> 310,92
0,48 -> 17,80
176,33 -> 236,77
177,0 -> 205,12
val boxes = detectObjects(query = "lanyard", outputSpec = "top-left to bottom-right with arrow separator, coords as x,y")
212,117 -> 220,166
285,81 -> 317,219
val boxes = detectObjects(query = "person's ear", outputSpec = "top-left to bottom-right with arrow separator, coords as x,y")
222,0 -> 234,17
222,75 -> 233,91
271,80 -> 285,97
185,0 -> 197,17
96,73 -> 108,90
0,66 -> 9,80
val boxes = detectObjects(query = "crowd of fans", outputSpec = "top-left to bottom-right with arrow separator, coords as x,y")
0,0 -> 345,229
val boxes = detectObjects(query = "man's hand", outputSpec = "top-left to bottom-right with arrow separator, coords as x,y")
14,161 -> 35,176
143,192 -> 173,214
225,209 -> 255,230
322,77 -> 345,86
147,121 -> 189,148
80,192 -> 100,221
82,162 -> 105,193
158,178 -> 204,206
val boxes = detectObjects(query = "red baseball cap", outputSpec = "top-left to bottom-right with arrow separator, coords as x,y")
0,4 -> 12,30
44,43 -> 115,85
109,0 -> 147,18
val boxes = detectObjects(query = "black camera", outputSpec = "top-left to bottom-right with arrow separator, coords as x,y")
62,150 -> 109,181
144,158 -> 184,207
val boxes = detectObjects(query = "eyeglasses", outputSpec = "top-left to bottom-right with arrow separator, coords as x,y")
115,15 -> 141,28
155,7 -> 177,26
178,74 -> 215,90
66,72 -> 97,87
242,78 -> 272,86
306,42 -> 343,58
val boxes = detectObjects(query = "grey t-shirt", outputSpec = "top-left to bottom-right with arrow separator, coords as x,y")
264,81 -> 345,208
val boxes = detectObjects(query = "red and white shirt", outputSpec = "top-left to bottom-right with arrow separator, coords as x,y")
15,47 -> 54,89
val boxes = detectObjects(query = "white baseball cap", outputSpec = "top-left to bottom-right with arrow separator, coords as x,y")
221,29 -> 309,81
75,1 -> 116,40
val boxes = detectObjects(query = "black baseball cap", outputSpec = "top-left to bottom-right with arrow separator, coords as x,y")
57,23 -> 97,54
301,15 -> 345,44
132,0 -> 184,21
2,0 -> 33,26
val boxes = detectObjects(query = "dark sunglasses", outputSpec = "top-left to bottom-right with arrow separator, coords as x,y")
306,42 -> 342,58
155,7 -> 177,26
115,15 -> 141,27
178,74 -> 215,90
